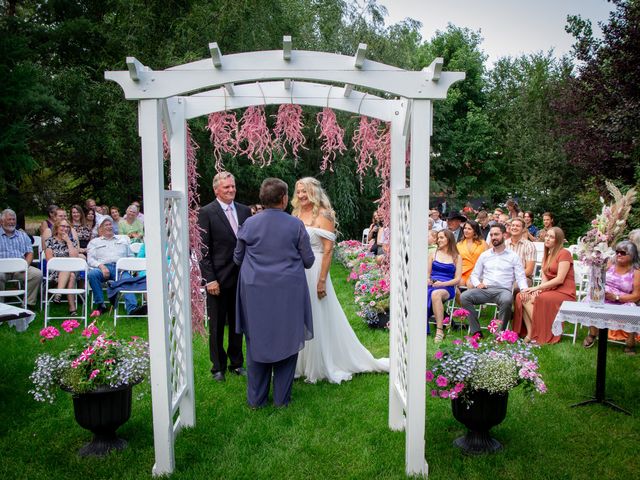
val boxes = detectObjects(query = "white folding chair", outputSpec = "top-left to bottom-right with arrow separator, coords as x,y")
115,234 -> 131,244
0,258 -> 28,309
361,228 -> 370,244
129,242 -> 143,255
44,257 -> 88,327
32,236 -> 42,266
113,257 -> 147,326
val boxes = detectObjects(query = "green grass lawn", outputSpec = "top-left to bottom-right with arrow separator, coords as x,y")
1,262 -> 639,479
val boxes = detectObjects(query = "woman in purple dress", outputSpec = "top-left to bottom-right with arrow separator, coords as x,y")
428,229 -> 462,343
583,240 -> 640,354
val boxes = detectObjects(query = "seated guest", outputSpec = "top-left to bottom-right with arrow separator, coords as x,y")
428,227 -> 438,256
536,211 -> 555,241
39,205 -> 58,239
457,220 -> 488,286
87,217 -> 141,315
84,208 -> 96,237
428,230 -> 462,343
132,200 -> 144,224
524,211 -> 538,241
45,219 -> 79,315
0,209 -> 43,308
583,240 -> 640,354
119,204 -> 144,243
505,218 -> 536,287
42,208 -> 77,248
506,199 -> 521,219
85,198 -> 105,236
367,210 -> 383,254
492,208 -> 503,223
513,227 -> 576,344
460,224 -> 528,336
70,204 -> 92,255
109,206 -> 121,235
430,208 -> 447,232
446,210 -> 467,243
476,210 -> 492,240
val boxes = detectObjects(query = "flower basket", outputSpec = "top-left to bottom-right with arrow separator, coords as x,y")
426,320 -> 546,453
63,382 -> 138,456
451,389 -> 508,454
30,321 -> 149,456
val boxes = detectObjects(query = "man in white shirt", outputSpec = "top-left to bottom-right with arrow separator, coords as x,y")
87,217 -> 140,315
460,223 -> 529,336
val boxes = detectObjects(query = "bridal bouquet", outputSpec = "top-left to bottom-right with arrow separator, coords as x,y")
30,321 -> 149,403
426,320 -> 546,404
577,181 -> 636,266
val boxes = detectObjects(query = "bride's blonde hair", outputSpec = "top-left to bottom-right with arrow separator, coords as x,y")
291,177 -> 336,224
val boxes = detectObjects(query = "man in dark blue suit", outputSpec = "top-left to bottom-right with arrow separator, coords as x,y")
234,178 -> 315,408
198,172 -> 252,382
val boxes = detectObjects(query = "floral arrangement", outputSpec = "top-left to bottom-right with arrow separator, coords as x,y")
426,320 -> 546,403
334,240 -> 368,268
273,104 -> 307,159
443,308 -> 470,331
316,107 -> 347,172
578,181 -> 636,266
348,256 -> 390,325
30,321 -> 150,403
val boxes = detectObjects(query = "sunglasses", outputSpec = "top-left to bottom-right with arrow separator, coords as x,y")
615,250 -> 629,256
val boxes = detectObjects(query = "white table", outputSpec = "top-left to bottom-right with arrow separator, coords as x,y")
0,302 -> 35,332
553,301 -> 640,414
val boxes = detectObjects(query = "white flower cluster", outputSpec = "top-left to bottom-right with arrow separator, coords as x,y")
468,353 -> 519,394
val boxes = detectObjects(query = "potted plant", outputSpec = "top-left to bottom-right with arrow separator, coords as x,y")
30,320 -> 149,456
426,319 -> 546,454
349,257 -> 390,329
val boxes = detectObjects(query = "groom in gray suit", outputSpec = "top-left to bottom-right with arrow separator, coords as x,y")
234,178 -> 315,408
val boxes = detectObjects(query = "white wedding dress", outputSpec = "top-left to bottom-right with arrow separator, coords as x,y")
295,226 -> 389,383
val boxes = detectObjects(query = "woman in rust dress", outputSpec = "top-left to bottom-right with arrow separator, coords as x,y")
513,227 -> 576,344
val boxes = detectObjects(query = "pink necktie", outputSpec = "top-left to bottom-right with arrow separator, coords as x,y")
226,205 -> 238,235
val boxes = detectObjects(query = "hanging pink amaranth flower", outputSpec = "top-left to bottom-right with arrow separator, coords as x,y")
273,104 -> 307,160
206,111 -> 239,172
316,107 -> 347,172
237,106 -> 273,166
186,125 -> 207,335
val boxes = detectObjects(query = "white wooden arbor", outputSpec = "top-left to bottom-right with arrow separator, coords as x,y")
105,38 -> 464,477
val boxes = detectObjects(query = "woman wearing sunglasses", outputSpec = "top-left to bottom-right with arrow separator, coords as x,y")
582,240 -> 640,354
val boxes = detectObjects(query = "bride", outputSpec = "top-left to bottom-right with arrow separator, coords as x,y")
292,177 -> 389,383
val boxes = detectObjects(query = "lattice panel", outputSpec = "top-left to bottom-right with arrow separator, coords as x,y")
393,192 -> 411,408
164,194 -> 187,409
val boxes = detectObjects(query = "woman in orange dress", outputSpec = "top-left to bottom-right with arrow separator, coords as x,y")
513,226 -> 576,344
456,220 -> 488,286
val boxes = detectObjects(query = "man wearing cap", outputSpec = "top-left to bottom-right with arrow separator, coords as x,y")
446,210 -> 467,243
86,216 -> 142,315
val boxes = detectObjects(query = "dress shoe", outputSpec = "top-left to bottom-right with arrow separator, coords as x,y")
229,367 -> 247,377
129,304 -> 148,316
212,371 -> 226,382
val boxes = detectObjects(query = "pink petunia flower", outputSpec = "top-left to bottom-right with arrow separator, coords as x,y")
434,350 -> 443,360
436,375 -> 448,387
61,319 -> 80,333
425,370 -> 434,382
453,339 -> 462,345
89,369 -> 100,380
40,326 -> 60,340
431,390 -> 439,398
439,390 -> 450,399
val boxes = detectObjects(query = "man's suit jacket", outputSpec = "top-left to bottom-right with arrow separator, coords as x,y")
198,200 -> 251,289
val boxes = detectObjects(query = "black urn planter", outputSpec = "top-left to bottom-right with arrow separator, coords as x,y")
67,383 -> 135,457
368,311 -> 389,329
451,390 -> 508,455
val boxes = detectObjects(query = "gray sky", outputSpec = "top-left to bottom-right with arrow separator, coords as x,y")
378,0 -> 615,65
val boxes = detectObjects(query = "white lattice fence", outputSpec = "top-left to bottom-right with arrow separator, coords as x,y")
164,193 -> 189,416
393,192 -> 411,408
